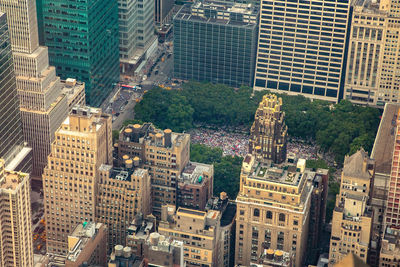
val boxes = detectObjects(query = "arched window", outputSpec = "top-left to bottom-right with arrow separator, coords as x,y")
254,208 -> 260,217
279,213 -> 286,222
266,211 -> 273,219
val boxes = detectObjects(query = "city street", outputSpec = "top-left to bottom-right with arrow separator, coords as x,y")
148,51 -> 174,84
112,92 -> 138,130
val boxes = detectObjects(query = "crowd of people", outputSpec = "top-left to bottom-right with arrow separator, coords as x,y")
189,128 -> 249,157
287,137 -> 319,161
189,128 -> 331,162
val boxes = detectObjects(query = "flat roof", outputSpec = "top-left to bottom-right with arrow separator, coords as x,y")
371,104 -> 399,174
177,207 -> 206,217
249,162 -> 302,186
0,171 -> 27,191
174,3 -> 258,27
180,161 -> 212,185
5,146 -> 32,172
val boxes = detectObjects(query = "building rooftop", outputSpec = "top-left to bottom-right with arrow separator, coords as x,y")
67,222 -> 103,263
100,165 -> 148,186
145,232 -> 184,253
343,149 -> 373,180
109,247 -> 143,267
255,249 -> 293,267
249,161 -> 303,186
177,207 -> 206,217
381,227 -> 400,255
333,253 -> 369,267
205,194 -> 236,227
371,104 -> 399,175
179,161 -> 212,185
5,146 -> 32,172
60,79 -> 85,104
60,105 -> 109,135
127,214 -> 155,239
175,0 -> 258,27
353,0 -> 387,14
0,169 -> 28,192
121,123 -> 188,149
70,106 -> 101,118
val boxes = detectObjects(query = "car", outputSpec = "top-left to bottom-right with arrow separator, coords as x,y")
155,70 -> 159,75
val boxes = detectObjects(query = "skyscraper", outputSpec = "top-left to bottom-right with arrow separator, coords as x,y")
117,124 -> 191,218
65,222 -> 108,267
155,0 -> 175,26
384,109 -> 400,227
368,103 -> 398,265
97,164 -> 151,248
253,0 -> 350,102
0,159 -> 34,266
377,0 -> 400,106
234,154 -> 321,267
159,204 -> 235,267
0,0 -> 68,178
39,0 -> 120,106
174,0 -> 259,87
235,96 -> 327,267
328,149 -> 374,265
249,94 -> 287,164
0,12 -> 31,172
118,0 -> 157,74
43,106 -> 112,255
343,2 -> 387,106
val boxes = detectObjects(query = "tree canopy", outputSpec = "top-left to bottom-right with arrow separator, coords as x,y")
190,144 -> 242,199
134,87 -> 193,132
134,82 -> 381,164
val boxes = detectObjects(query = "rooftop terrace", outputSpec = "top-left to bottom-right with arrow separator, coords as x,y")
0,170 -> 27,191
179,161 -> 212,185
250,161 -> 303,186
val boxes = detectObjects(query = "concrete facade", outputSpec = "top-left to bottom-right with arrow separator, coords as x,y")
177,161 -> 213,211
97,164 -> 151,249
116,123 -> 191,217
43,106 -> 112,255
0,0 -> 68,178
0,159 -> 33,266
65,222 -> 108,267
235,155 -> 313,267
159,205 -> 229,266
329,150 -> 375,265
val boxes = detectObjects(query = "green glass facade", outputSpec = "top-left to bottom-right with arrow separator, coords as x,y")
39,0 -> 120,106
173,2 -> 259,88
36,0 -> 44,45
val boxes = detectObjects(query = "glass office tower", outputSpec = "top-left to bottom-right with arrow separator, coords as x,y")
174,1 -> 259,88
0,13 -> 25,164
253,0 -> 350,102
40,0 -> 120,106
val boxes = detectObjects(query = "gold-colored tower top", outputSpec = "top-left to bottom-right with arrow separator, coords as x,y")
249,94 -> 287,164
259,94 -> 283,112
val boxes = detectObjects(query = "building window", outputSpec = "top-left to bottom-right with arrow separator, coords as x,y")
266,211 -> 273,219
254,208 -> 260,217
279,213 -> 286,222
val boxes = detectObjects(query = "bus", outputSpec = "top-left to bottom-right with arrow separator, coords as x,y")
121,84 -> 135,90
